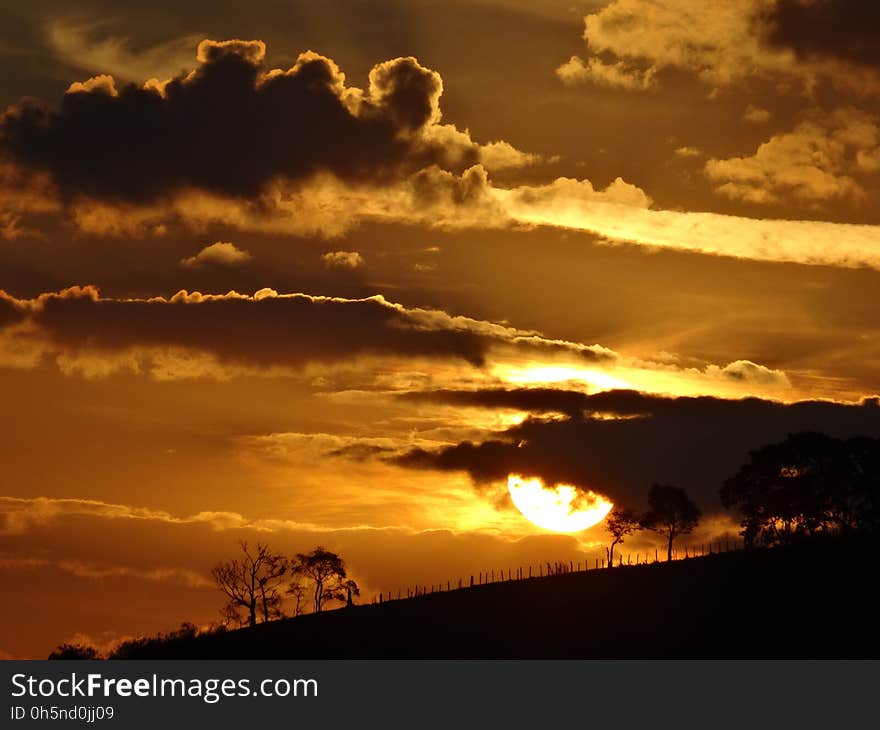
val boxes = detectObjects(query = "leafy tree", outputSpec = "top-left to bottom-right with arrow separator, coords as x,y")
292,547 -> 359,613
604,506 -> 641,568
847,436 -> 880,531
642,483 -> 701,561
212,541 -> 288,628
721,432 -> 880,547
48,643 -> 100,660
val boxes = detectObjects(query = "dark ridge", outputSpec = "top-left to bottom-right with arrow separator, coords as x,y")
111,534 -> 880,659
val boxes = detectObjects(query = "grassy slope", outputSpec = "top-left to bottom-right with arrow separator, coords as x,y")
118,535 -> 880,658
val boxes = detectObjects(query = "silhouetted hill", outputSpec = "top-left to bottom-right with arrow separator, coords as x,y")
114,534 -> 880,658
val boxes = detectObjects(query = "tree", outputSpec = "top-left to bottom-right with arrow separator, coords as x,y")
292,547 -> 359,613
286,578 -> 308,617
48,643 -> 100,660
721,432 -> 879,547
211,541 -> 288,628
847,436 -> 880,531
604,506 -> 641,568
642,483 -> 701,561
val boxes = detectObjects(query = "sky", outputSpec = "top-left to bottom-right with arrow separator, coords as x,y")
2,0 -> 880,658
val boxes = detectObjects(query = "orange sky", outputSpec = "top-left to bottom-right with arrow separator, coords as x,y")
2,0 -> 880,658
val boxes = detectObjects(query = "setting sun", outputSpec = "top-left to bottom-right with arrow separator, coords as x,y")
507,474 -> 613,533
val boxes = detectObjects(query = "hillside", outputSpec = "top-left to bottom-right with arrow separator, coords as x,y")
113,535 -> 880,659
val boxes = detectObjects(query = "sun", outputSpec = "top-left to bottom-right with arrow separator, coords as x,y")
507,474 -> 612,533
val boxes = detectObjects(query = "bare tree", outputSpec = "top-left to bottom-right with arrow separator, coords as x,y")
286,578 -> 308,617
211,541 -> 288,628
292,547 -> 359,613
256,551 -> 288,622
605,506 -> 641,567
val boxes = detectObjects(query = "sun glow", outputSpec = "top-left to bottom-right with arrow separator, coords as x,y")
507,474 -> 613,533
494,364 -> 632,391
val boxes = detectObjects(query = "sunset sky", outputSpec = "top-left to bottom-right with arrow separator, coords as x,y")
2,0 -> 880,658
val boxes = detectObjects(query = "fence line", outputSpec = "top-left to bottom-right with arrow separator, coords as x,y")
369,539 -> 745,605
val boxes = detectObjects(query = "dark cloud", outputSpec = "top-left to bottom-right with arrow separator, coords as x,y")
15,286 -> 489,369
395,388 -> 880,511
0,287 -> 612,374
757,0 -> 880,66
0,40 -> 476,203
399,387 -> 593,417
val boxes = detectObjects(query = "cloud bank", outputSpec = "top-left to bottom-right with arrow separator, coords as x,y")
395,388 -> 880,511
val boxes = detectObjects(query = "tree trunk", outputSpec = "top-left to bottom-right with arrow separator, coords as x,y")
667,532 -> 674,562
607,545 -> 615,568
248,601 -> 257,628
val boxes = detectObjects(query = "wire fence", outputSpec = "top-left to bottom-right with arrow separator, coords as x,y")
369,539 -> 745,605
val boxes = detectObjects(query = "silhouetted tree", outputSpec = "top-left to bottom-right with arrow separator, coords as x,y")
642,484 -> 701,561
721,432 -> 880,547
212,541 -> 288,628
107,623 -> 200,660
292,547 -> 359,613
48,643 -> 100,660
847,436 -> 880,531
219,604 -> 246,629
605,506 -> 641,568
286,578 -> 308,617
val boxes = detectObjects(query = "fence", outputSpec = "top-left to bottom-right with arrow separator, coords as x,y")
369,539 -> 745,605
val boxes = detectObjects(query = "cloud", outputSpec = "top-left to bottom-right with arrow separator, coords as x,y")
0,554 -> 212,589
555,55 -> 656,90
1,285 -> 791,399
0,495 -> 353,536
0,212 -> 21,240
705,108 -> 878,204
743,105 -> 771,124
322,251 -> 364,269
562,0 -> 880,93
711,360 -> 791,387
46,20 -> 204,83
0,286 -> 614,380
180,241 -> 252,268
758,0 -> 880,68
674,146 -> 702,158
0,39 -> 537,212
394,389 -> 880,510
491,181 -> 880,270
5,36 -> 880,273
398,387 -> 596,417
501,175 -> 653,210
